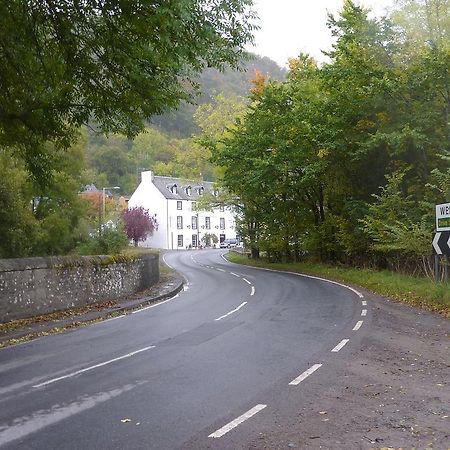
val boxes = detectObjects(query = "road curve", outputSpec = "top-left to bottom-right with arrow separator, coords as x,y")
0,249 -> 366,449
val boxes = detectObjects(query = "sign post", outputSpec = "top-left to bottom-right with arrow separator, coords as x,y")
434,203 -> 450,281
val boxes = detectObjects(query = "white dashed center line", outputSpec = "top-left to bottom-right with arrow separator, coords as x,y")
352,320 -> 364,331
209,404 -> 267,438
362,300 -> 367,306
251,286 -> 255,296
361,309 -> 367,316
242,278 -> 251,285
230,272 -> 240,277
215,302 -> 247,321
331,339 -> 349,352
33,346 -> 155,388
289,363 -> 322,386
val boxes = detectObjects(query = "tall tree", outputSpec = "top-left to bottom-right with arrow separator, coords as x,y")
0,0 -> 257,183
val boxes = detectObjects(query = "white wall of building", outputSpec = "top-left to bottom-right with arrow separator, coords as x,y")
128,171 -> 168,249
128,170 -> 237,250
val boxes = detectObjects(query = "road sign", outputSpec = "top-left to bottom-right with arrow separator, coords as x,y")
435,203 -> 450,231
432,231 -> 450,255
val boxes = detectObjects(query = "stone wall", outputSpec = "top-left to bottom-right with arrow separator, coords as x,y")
0,253 -> 159,323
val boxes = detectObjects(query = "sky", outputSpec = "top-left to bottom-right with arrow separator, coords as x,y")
248,0 -> 395,67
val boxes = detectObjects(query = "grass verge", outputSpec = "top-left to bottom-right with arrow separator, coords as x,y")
227,253 -> 450,318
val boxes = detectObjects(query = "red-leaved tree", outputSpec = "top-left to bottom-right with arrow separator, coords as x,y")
122,207 -> 158,247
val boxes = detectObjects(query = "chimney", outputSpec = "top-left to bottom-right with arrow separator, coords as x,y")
141,170 -> 154,183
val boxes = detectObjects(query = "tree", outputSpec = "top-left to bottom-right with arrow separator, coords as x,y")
0,0 -> 257,183
122,207 -> 157,247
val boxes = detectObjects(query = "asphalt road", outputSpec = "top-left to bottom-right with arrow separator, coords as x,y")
0,250 -> 448,449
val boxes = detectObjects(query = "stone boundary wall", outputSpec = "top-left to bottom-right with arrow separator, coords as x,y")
0,253 -> 159,323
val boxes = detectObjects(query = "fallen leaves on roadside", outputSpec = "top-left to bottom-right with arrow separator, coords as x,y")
121,418 -> 131,423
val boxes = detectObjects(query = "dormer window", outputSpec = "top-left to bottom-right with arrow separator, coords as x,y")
213,189 -> 219,197
169,184 -> 178,194
196,186 -> 204,196
185,186 -> 192,196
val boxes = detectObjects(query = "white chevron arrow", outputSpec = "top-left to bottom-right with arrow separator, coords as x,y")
433,232 -> 442,254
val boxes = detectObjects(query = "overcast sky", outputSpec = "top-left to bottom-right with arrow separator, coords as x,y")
248,0 -> 395,67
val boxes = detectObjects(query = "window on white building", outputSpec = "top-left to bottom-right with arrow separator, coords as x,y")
192,234 -> 198,248
192,216 -> 198,230
205,217 -> 210,229
170,184 -> 178,194
185,186 -> 191,196
177,201 -> 182,210
177,235 -> 183,247
219,204 -> 224,212
220,218 -> 225,229
177,216 -> 183,229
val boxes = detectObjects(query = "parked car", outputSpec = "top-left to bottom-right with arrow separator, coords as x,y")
220,238 -> 237,248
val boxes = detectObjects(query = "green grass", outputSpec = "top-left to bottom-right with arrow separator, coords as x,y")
227,253 -> 450,318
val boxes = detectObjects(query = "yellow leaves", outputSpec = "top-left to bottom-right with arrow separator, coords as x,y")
376,112 -> 391,126
355,119 -> 376,131
250,70 -> 268,95
317,148 -> 330,159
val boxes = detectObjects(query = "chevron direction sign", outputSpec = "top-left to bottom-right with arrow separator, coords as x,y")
432,231 -> 450,255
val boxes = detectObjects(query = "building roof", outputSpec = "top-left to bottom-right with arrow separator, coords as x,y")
152,175 -> 216,201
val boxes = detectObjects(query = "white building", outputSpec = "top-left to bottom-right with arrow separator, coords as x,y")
128,171 -> 237,249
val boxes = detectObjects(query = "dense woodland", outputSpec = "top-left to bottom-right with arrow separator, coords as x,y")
211,0 -> 450,275
1,0 -> 450,277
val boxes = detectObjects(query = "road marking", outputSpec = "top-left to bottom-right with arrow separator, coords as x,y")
289,363 -> 322,386
361,309 -> 367,316
242,278 -> 251,284
228,264 -> 364,298
251,286 -> 255,296
162,254 -> 173,269
221,253 -> 228,262
362,300 -> 367,306
215,302 -> 247,321
33,346 -> 155,388
216,268 -> 226,273
331,339 -> 349,352
352,320 -> 363,331
100,315 -> 125,324
131,294 -> 179,314
230,272 -> 240,277
209,404 -> 267,438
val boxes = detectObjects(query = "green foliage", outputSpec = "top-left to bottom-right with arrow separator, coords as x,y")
0,0 -> 257,183
211,0 -> 450,274
76,226 -> 129,256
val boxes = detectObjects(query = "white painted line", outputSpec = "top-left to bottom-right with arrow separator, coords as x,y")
33,346 -> 155,388
162,254 -> 174,269
352,320 -> 363,331
221,253 -> 228,262
216,268 -> 226,273
361,309 -> 367,316
100,315 -> 125,324
230,272 -> 240,278
242,278 -> 251,285
229,264 -> 364,298
215,302 -> 247,321
209,404 -> 267,438
289,364 -> 322,386
331,339 -> 349,352
251,286 -> 255,296
131,294 -> 179,314
362,300 -> 367,306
